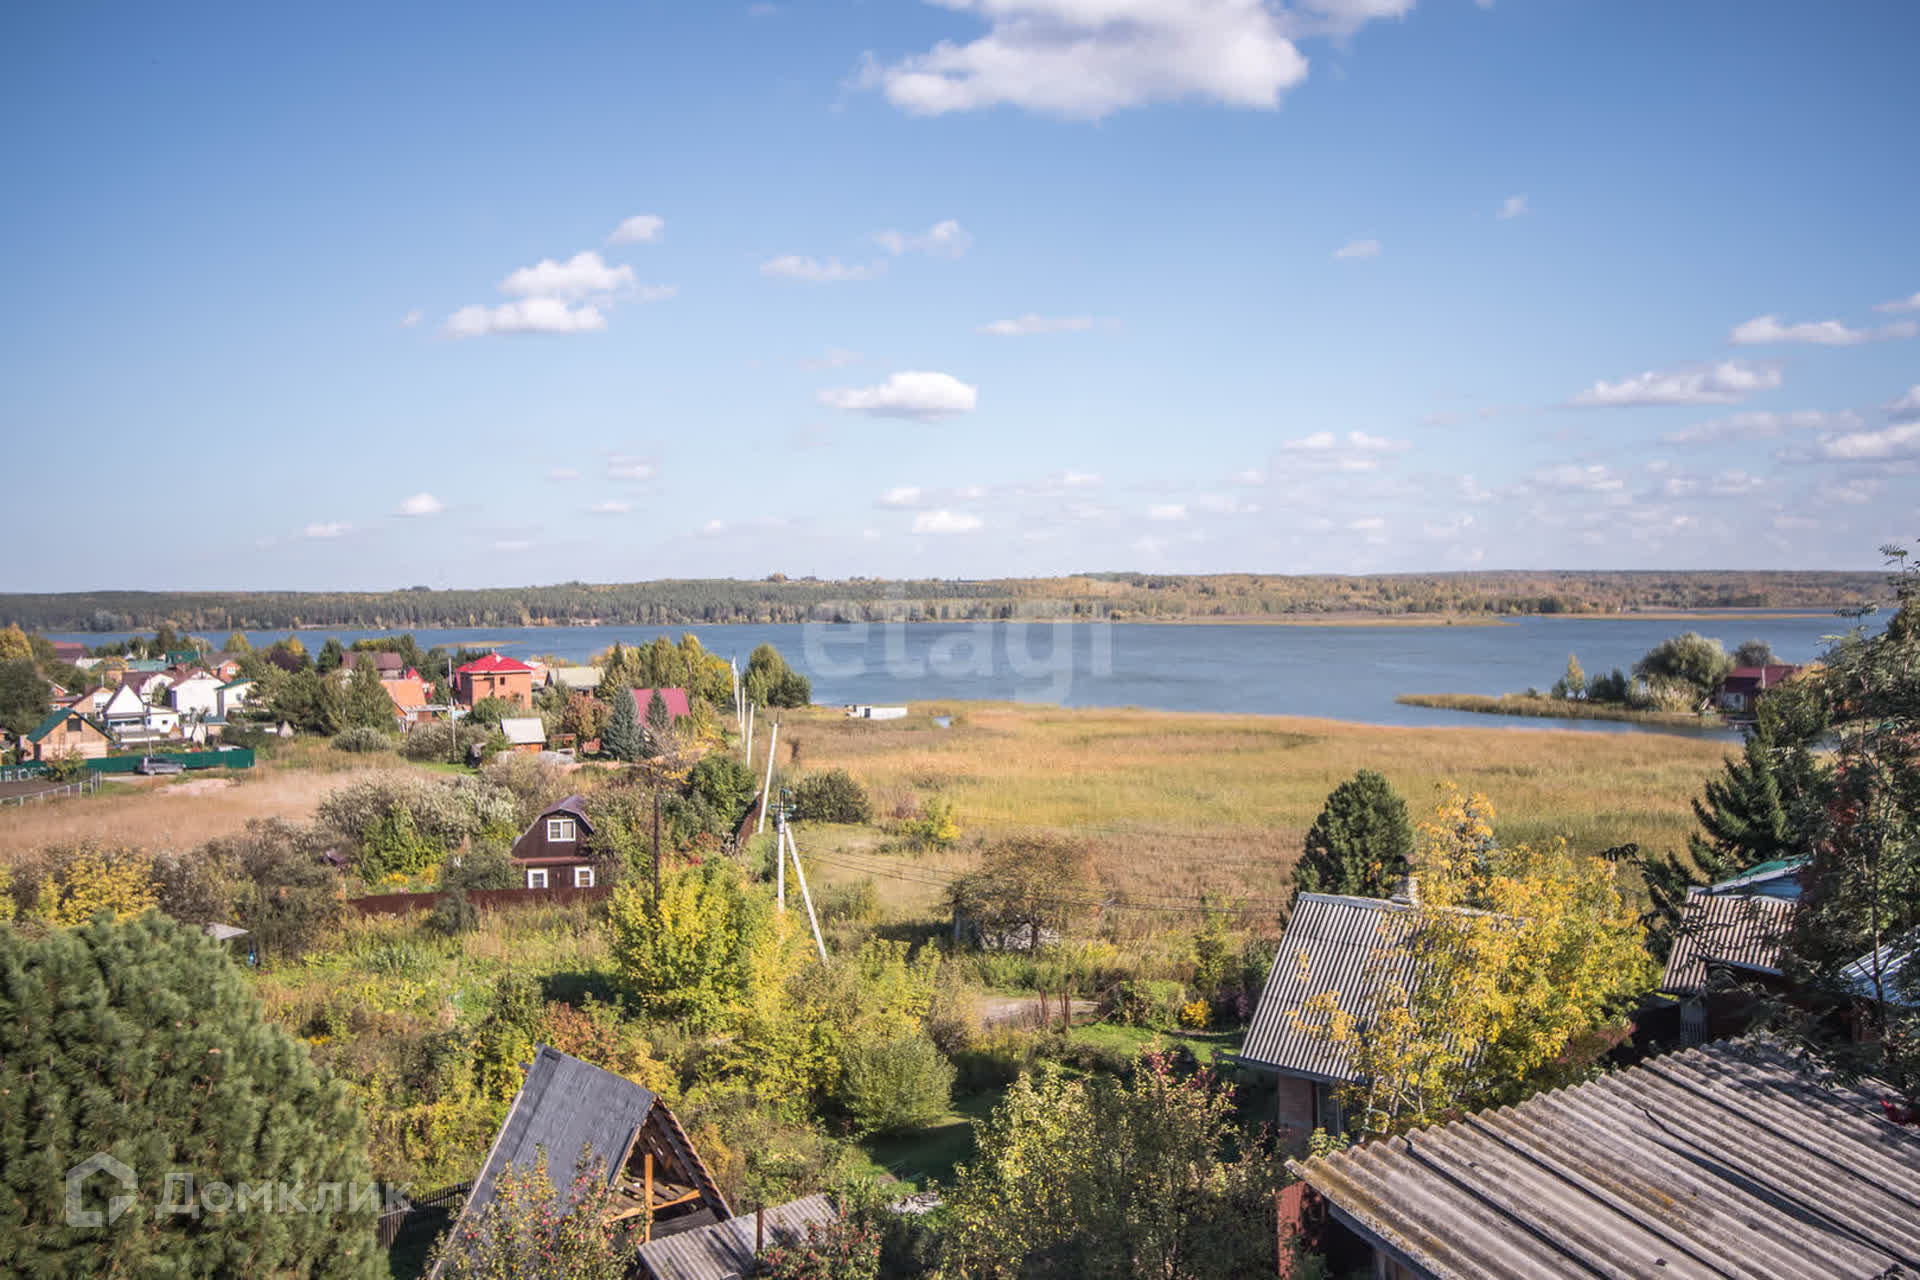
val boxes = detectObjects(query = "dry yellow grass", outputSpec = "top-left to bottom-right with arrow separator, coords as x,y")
777,703 -> 1736,921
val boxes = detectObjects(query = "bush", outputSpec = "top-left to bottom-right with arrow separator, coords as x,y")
905,796 -> 960,850
331,725 -> 393,753
793,768 -> 873,825
400,719 -> 506,763
688,754 -> 756,820
1178,999 -> 1211,1030
425,888 -> 479,937
1103,979 -> 1188,1030
441,842 -> 518,891
838,1034 -> 955,1135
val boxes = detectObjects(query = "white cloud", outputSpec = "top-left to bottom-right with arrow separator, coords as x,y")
1816,478 -> 1880,506
1282,430 -> 1398,452
1661,409 -> 1861,445
401,309 -> 422,327
396,492 -> 444,518
1195,493 -> 1259,514
1232,468 -> 1267,486
547,467 -> 580,481
1572,361 -> 1781,407
500,250 -> 635,300
1813,422 -> 1920,461
1334,238 -> 1380,260
303,521 -> 349,539
588,500 -> 631,515
1708,469 -> 1768,496
913,508 -> 983,534
878,485 -> 925,508
1496,194 -> 1529,220
700,519 -> 730,536
1275,430 -> 1404,472
859,0 -> 1310,120
1888,385 -> 1920,422
1347,516 -> 1386,531
760,255 -> 885,283
1875,291 -> 1920,313
1059,470 -> 1102,489
608,214 -> 665,245
874,219 -> 972,258
979,313 -> 1101,336
494,539 -> 532,552
819,370 -> 978,419
445,298 -> 607,338
1730,314 -> 1870,346
1147,503 -> 1188,521
1530,464 -> 1624,493
1456,474 -> 1494,503
607,457 -> 656,482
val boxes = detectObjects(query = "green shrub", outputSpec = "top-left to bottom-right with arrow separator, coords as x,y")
951,1029 -> 1042,1094
331,725 -> 393,753
793,768 -> 873,824
425,888 -> 479,936
838,1034 -> 955,1135
1103,979 -> 1188,1030
818,877 -> 880,925
441,842 -> 518,891
688,754 -> 756,819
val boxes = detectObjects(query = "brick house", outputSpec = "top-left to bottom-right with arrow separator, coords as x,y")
509,794 -> 603,889
454,652 -> 535,710
21,707 -> 112,761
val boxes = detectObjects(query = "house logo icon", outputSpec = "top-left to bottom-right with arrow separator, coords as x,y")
65,1152 -> 137,1228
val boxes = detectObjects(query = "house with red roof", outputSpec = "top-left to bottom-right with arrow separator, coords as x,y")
1716,663 -> 1803,716
454,652 -> 535,709
628,686 -> 692,726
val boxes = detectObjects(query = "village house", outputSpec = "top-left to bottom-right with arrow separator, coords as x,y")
1661,859 -> 1804,1045
50,640 -> 87,665
1715,662 -> 1803,715
99,683 -> 181,742
19,707 -> 112,761
341,649 -> 407,679
1289,1037 -> 1920,1280
431,1047 -> 731,1279
167,670 -> 223,719
627,686 -> 692,726
498,716 -> 547,754
118,669 -> 174,703
215,676 -> 255,720
454,652 -> 535,709
1238,890 -> 1424,1140
379,668 -> 436,727
509,794 -> 603,889
546,665 -> 603,694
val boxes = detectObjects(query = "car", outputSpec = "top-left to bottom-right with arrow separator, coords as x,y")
136,757 -> 185,775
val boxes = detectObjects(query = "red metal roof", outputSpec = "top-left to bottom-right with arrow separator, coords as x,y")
456,652 -> 534,675
629,686 -> 692,719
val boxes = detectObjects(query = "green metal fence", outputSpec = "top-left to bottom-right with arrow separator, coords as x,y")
86,747 -> 255,774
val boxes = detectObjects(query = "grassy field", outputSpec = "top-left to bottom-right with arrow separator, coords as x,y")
1395,692 -> 1715,728
775,702 -> 1735,921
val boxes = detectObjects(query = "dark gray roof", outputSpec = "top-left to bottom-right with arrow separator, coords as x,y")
634,1194 -> 837,1280
1291,1038 -> 1920,1280
459,1046 -> 658,1223
1662,887 -> 1798,994
1240,893 -> 1419,1082
545,793 -> 593,827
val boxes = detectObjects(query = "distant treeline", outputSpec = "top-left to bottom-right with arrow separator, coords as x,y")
0,570 -> 1889,633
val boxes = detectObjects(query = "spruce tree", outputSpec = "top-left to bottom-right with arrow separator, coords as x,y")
642,688 -> 672,756
0,914 -> 379,1277
1291,769 -> 1415,900
1686,715 -> 1817,880
340,660 -> 397,733
601,687 -> 643,761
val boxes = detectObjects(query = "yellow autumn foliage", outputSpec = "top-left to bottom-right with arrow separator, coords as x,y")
33,847 -> 160,927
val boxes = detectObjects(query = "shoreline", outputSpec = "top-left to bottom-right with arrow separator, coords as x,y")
1395,692 -> 1721,730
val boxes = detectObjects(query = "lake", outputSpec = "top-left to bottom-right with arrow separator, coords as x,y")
54,610 -> 1879,739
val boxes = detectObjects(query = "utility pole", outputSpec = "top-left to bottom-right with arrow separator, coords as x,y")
651,775 -> 662,910
755,719 -> 779,835
447,657 -> 457,765
775,793 -> 787,912
784,821 -> 827,962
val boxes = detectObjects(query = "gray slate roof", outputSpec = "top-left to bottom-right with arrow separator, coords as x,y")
458,1046 -> 658,1224
1661,887 -> 1798,994
549,666 -> 603,691
498,716 -> 545,746
1291,1038 -> 1920,1280
1241,893 -> 1419,1083
634,1193 -> 837,1280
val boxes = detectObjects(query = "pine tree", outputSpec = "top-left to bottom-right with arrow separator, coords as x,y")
601,687 -> 643,761
316,637 -> 346,674
0,914 -> 380,1277
1292,769 -> 1415,900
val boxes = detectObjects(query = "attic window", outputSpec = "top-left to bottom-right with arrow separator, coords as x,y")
547,817 -> 577,843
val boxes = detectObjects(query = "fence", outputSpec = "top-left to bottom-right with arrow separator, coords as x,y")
85,747 -> 256,774
0,773 -> 103,806
376,1181 -> 471,1249
0,764 -> 49,782
348,882 -> 614,917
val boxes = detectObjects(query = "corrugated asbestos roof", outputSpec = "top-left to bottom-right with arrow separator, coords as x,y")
1240,893 -> 1420,1082
633,1193 -> 837,1280
1291,1037 -> 1920,1280
498,716 -> 545,745
1661,887 -> 1798,994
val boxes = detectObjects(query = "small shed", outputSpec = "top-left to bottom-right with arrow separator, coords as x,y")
633,1193 -> 838,1280
431,1047 -> 731,1279
498,716 -> 547,754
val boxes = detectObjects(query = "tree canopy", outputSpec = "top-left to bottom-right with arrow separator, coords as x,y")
1632,631 -> 1732,706
1291,768 -> 1415,900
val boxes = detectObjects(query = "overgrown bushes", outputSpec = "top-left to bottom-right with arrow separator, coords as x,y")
837,1034 -> 955,1135
331,725 -> 394,753
793,768 -> 873,825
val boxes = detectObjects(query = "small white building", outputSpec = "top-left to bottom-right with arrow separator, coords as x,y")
168,671 -> 223,719
100,684 -> 182,741
845,704 -> 909,720
216,676 -> 256,719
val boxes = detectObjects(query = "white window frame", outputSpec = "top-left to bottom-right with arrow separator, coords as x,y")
546,817 -> 577,843
526,868 -> 549,890
573,866 -> 595,889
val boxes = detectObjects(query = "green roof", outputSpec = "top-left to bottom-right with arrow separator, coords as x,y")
26,707 -> 105,743
216,676 -> 255,690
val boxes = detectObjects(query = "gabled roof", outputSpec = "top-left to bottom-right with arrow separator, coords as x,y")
1704,857 -> 1807,900
1241,893 -> 1421,1083
634,1194 -> 837,1280
1841,931 -> 1918,1008
498,716 -> 546,745
25,707 -> 108,743
1661,887 -> 1798,994
549,666 -> 603,691
629,686 -> 693,721
1720,663 -> 1803,691
216,676 -> 256,691
1291,1037 -> 1920,1280
457,652 -> 534,676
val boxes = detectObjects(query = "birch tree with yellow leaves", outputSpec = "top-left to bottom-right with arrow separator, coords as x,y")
1291,783 -> 1655,1135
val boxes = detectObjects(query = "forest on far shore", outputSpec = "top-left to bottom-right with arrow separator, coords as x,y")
0,568 -> 1889,633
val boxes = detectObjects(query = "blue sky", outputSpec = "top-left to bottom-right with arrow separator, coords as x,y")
4,0 -> 1916,591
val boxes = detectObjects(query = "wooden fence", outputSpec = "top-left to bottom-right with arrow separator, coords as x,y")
348,882 -> 614,917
